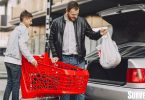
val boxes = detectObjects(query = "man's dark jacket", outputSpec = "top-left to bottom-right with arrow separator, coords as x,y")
49,16 -> 102,60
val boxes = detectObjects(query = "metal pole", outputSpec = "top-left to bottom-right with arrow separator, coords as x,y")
44,1 -> 60,99
45,0 -> 52,54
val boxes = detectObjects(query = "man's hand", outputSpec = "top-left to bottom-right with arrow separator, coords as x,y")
100,28 -> 108,36
31,59 -> 38,67
51,57 -> 59,63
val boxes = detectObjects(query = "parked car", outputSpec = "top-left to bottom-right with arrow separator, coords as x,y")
85,4 -> 145,100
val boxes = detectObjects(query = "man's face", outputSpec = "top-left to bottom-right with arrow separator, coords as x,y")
67,8 -> 79,21
23,17 -> 33,28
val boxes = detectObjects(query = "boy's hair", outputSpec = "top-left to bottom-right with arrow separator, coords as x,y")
66,1 -> 79,12
20,10 -> 33,22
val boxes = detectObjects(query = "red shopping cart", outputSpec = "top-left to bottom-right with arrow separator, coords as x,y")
21,53 -> 89,99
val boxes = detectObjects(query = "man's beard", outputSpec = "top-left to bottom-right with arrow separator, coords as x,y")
67,14 -> 76,21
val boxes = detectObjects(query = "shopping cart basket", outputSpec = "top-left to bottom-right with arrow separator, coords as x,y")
21,53 -> 89,99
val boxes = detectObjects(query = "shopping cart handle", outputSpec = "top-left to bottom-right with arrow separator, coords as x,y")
37,60 -> 58,67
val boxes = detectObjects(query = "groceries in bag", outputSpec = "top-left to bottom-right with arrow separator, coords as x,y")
97,32 -> 121,69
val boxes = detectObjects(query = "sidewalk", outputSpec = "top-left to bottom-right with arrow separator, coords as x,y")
0,79 -> 6,100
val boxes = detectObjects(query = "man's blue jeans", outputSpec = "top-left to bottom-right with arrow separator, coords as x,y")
3,62 -> 21,100
60,55 -> 85,100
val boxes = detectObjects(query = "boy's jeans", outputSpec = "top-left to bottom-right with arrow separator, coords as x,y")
3,62 -> 21,100
60,55 -> 85,100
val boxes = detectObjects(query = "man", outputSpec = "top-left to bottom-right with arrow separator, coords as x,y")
49,1 -> 107,100
3,10 -> 37,100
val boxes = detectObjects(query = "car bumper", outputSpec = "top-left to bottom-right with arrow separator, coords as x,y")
86,82 -> 145,100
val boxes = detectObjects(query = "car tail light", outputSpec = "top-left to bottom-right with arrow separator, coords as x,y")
127,68 -> 145,83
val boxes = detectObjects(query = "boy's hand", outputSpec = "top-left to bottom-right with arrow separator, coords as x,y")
31,59 -> 38,67
97,50 -> 101,58
51,57 -> 59,63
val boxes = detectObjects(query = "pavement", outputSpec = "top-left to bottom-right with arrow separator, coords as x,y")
0,56 -> 7,100
0,79 -> 6,100
0,56 -> 7,78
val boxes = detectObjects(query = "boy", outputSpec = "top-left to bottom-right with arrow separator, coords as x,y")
3,10 -> 37,100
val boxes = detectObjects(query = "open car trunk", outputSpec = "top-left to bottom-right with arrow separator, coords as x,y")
86,9 -> 145,85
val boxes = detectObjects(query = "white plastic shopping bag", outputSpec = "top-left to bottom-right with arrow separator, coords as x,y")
97,32 -> 121,69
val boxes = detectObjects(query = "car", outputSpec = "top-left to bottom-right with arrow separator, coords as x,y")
85,3 -> 145,100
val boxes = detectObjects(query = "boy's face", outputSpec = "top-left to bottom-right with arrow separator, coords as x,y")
23,17 -> 33,28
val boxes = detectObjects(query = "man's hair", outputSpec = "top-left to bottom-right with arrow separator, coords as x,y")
20,10 -> 33,22
66,1 -> 79,12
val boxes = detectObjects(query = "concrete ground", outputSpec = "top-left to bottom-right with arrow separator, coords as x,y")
0,56 -> 7,100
